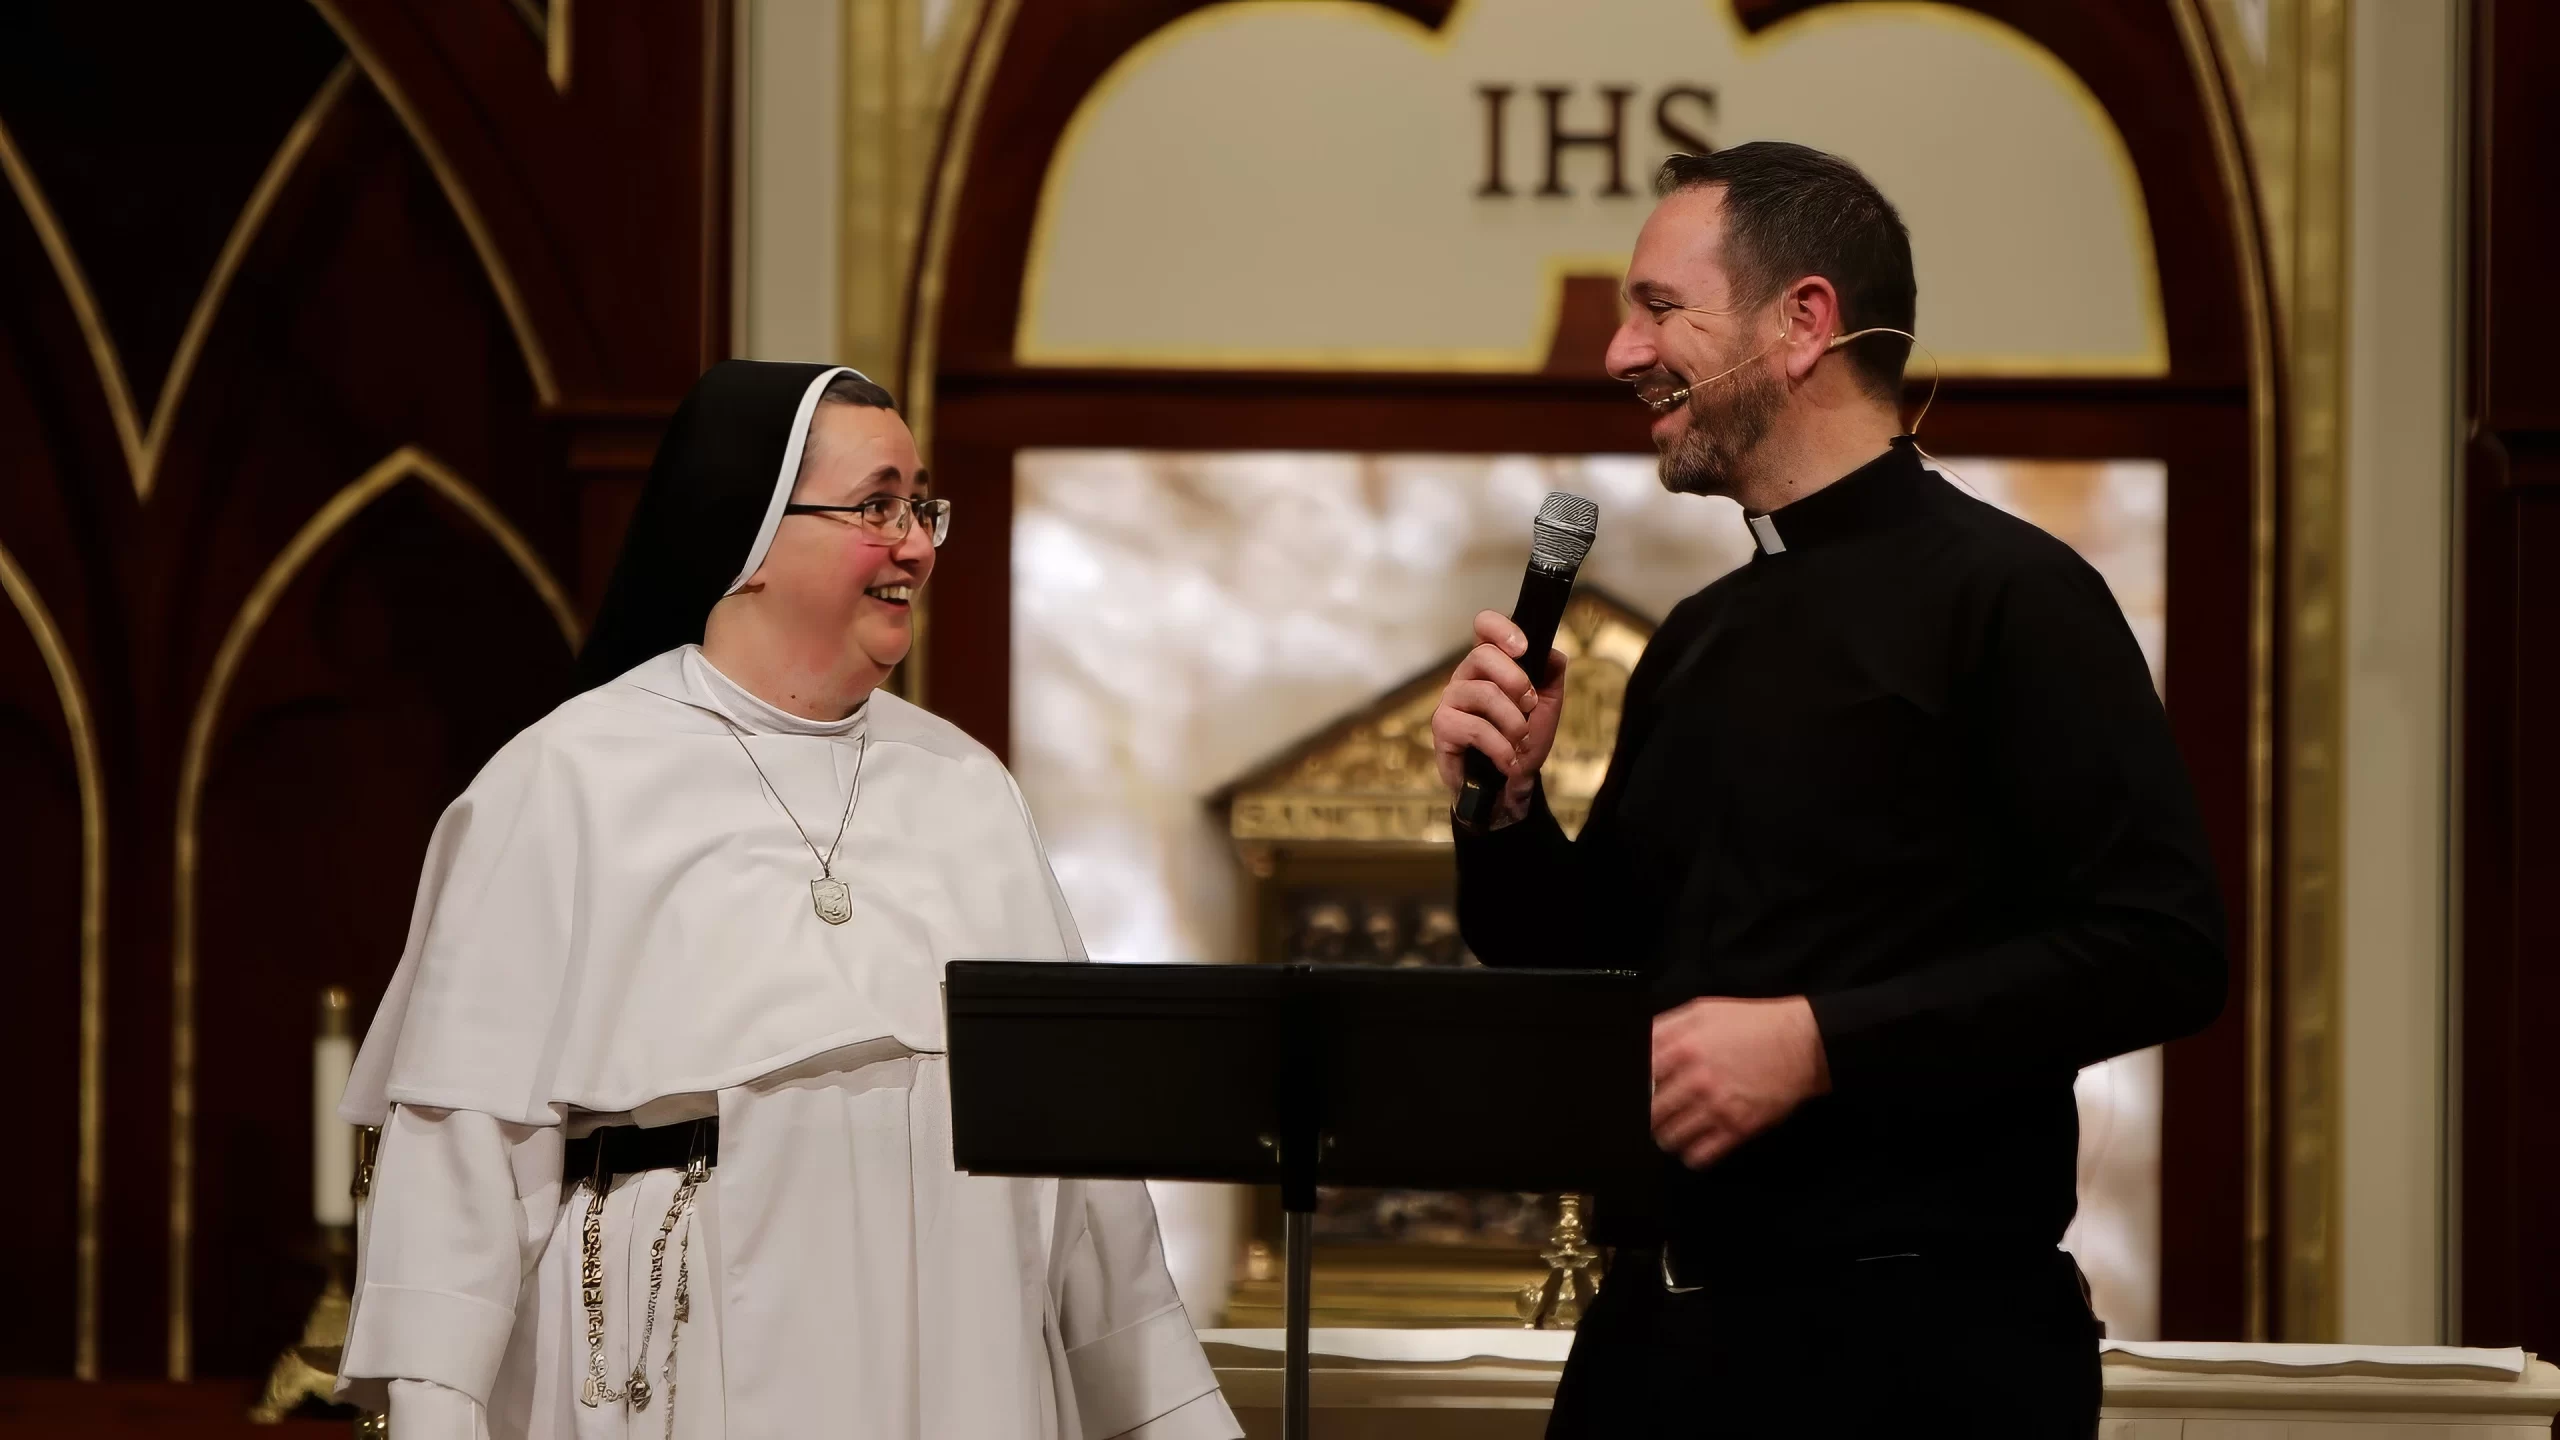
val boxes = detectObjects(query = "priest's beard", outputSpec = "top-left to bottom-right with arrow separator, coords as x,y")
1658,357 -> 1786,499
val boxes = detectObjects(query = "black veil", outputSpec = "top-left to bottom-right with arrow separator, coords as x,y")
573,360 -> 850,691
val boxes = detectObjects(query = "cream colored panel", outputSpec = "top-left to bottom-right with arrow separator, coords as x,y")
2337,0 -> 2458,1347
736,0 -> 843,363
1021,0 -> 2163,374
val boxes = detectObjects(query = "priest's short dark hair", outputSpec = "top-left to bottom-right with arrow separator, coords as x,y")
1657,142 -> 1916,404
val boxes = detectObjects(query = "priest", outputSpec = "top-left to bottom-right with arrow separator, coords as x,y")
335,361 -> 1241,1440
1431,142 -> 2227,1436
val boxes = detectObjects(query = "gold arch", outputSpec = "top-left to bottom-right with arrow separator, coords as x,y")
306,0 -> 562,404
0,543 -> 107,1380
166,447 -> 579,1378
895,0 -> 1023,708
549,0 -> 575,91
0,63 -> 355,499
2168,0 -> 2283,1340
506,0 -> 576,90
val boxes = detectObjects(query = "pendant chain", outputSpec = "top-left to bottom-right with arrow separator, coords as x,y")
723,720 -> 868,880
578,1182 -> 615,1407
661,1221 -> 693,1439
577,1153 -> 707,1427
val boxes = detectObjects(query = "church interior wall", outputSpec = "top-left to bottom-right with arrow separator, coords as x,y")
0,0 -> 731,1391
1,0 -> 2556,1425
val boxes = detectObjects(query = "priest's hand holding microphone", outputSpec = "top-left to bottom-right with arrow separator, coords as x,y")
1427,523 -> 1831,1172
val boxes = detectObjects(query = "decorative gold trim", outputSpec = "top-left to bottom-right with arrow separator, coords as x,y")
837,0 -> 1005,709
2284,0 -> 2352,1349
1016,340 -> 2171,379
698,0 -> 723,373
549,0 -> 574,92
0,543 -> 107,1379
900,0 -> 1015,456
2169,0 -> 2283,1343
1221,592 -> 1653,848
0,62 -> 355,498
840,0 -> 920,386
505,0 -> 573,90
893,0 -> 1018,711
307,1 -> 563,404
167,448 -> 579,1378
2192,0 -> 2355,1343
842,0 -> 920,703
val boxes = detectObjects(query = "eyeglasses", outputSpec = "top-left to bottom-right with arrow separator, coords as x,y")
783,495 -> 953,548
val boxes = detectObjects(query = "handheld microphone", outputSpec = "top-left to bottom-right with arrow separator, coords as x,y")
1453,492 -> 1600,835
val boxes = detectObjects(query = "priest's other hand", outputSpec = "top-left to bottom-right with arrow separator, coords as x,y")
1650,996 -> 1833,1169
1430,609 -> 1570,826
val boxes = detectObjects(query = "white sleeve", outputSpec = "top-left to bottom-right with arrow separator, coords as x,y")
1108,1389 -> 1244,1440
1054,1180 -> 1241,1440
336,1104 -> 561,1409
385,1379 -> 491,1440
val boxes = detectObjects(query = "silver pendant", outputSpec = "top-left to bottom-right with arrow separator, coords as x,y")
811,876 -> 852,925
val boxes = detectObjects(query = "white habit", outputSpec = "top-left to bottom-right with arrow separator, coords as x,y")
336,647 -> 1240,1440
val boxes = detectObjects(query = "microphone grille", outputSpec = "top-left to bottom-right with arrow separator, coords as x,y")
1529,491 -> 1600,574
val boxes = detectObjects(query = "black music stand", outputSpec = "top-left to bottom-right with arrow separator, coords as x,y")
943,961 -> 1653,1440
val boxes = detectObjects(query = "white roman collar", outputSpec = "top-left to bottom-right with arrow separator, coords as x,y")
1747,513 -> 1787,555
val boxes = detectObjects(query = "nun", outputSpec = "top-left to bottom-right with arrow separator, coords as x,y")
333,361 -> 1241,1440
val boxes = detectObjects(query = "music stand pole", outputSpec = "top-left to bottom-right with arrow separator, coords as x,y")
1279,979 -> 1318,1440
1283,1202 -> 1312,1440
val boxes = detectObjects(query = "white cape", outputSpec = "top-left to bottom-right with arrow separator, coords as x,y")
345,646 -> 1083,1126
336,649 -> 1237,1439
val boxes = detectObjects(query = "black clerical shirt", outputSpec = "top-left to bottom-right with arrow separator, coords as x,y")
1456,437 -> 2225,1262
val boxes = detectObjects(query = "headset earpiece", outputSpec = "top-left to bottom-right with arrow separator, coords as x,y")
1822,326 -> 1938,434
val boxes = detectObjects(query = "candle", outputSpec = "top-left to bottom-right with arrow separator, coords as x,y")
314,987 -> 355,1226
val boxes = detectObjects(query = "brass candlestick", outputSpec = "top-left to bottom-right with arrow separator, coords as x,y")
248,1123 -> 380,1425
250,987 -> 378,1426
1516,1193 -> 1601,1329
247,1222 -> 354,1422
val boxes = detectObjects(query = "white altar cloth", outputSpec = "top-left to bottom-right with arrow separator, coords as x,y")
1200,1329 -> 2560,1440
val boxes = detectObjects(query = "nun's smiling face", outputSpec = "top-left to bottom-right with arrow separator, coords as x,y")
760,401 -> 935,675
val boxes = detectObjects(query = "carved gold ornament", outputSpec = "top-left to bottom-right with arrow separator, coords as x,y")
1221,591 -> 1653,852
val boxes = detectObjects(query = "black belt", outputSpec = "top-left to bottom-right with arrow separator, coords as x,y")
1631,1237 -> 2082,1295
563,1118 -> 718,1186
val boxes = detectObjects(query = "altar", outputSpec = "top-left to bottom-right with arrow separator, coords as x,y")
1200,1330 -> 2560,1439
